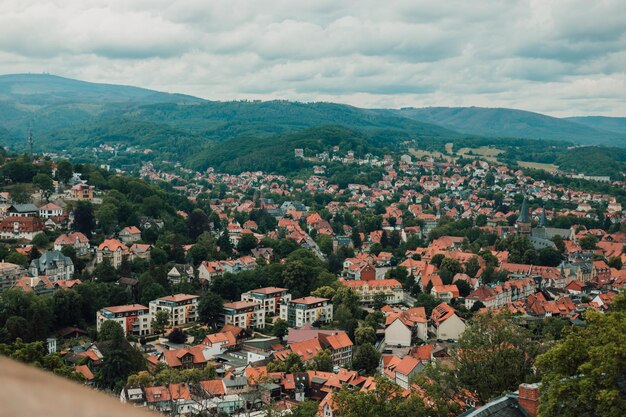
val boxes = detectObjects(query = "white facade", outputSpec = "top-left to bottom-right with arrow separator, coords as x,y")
149,294 -> 200,327
222,301 -> 266,329
280,297 -> 333,328
96,304 -> 151,336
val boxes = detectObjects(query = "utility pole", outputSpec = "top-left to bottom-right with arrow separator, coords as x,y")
28,129 -> 34,157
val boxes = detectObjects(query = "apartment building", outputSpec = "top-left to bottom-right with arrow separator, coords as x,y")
339,278 -> 404,305
222,301 -> 266,329
241,287 -> 291,315
280,297 -> 333,328
96,304 -> 151,336
149,294 -> 200,327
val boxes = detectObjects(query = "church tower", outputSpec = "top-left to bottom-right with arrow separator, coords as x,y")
28,129 -> 34,156
516,196 -> 532,236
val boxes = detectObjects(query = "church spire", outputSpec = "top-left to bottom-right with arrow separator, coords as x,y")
539,207 -> 548,227
517,196 -> 530,223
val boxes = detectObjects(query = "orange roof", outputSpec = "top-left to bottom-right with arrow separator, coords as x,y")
289,296 -> 329,305
97,239 -> 128,252
145,386 -> 171,403
322,332 -> 353,350
103,304 -> 148,314
395,356 -> 420,376
223,300 -> 259,310
158,293 -> 199,303
430,303 -> 457,324
74,365 -> 94,381
200,379 -> 225,396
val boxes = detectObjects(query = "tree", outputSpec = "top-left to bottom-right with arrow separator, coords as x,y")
351,227 -> 362,248
415,293 -> 439,315
431,254 -> 445,268
334,376 -> 430,417
372,292 -> 387,310
9,184 -> 31,204
455,311 -> 539,403
289,401 -> 319,417
98,320 -> 125,342
31,232 -> 49,249
56,160 -> 73,184
352,343 -> 380,375
267,352 -> 304,373
96,204 -> 118,235
167,328 -> 187,344
538,247 -> 562,267
272,318 -> 289,339
6,251 -> 29,267
237,233 -> 258,254
186,209 -> 210,241
198,291 -> 224,329
32,173 -> 54,201
140,282 -> 166,306
93,259 -> 119,283
309,348 -> 333,372
317,233 -> 334,256
73,201 -> 96,237
579,234 -> 598,250
455,279 -> 472,297
311,285 -> 336,299
535,296 -> 626,417
465,257 -> 480,278
607,256 -> 622,270
151,310 -> 170,336
355,326 -> 376,346
439,258 -> 462,284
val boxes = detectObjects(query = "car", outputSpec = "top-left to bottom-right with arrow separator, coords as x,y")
446,338 -> 456,343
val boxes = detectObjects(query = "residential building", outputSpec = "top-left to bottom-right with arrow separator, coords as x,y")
384,307 -> 428,346
241,287 -> 291,315
0,261 -> 26,290
6,204 -> 39,217
167,264 -> 195,285
96,304 -> 151,336
430,303 -> 465,341
29,250 -> 74,282
280,297 -> 333,328
96,239 -> 129,269
38,203 -> 63,219
149,294 -> 200,327
0,216 -> 45,241
69,183 -> 94,200
54,232 -> 90,256
119,226 -> 142,244
222,301 -> 266,329
339,278 -> 404,304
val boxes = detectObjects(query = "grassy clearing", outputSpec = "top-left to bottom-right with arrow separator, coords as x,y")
517,161 -> 559,173
409,148 -> 456,162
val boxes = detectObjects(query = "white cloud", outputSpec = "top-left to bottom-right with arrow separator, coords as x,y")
0,0 -> 625,116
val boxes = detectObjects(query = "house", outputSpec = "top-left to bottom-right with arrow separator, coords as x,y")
13,276 -> 55,295
384,307 -> 428,346
29,250 -> 74,282
149,294 -> 200,327
241,287 -> 291,316
383,355 -> 421,389
129,243 -> 152,260
119,226 -> 141,244
96,304 -> 151,336
6,204 -> 39,217
280,297 -> 333,328
69,183 -> 94,200
38,202 -> 63,219
167,264 -> 195,285
54,232 -> 90,256
222,301 -> 266,329
430,303 -> 465,341
319,331 -> 353,367
0,216 -> 45,241
0,261 -> 26,290
96,239 -> 129,269
431,284 -> 460,303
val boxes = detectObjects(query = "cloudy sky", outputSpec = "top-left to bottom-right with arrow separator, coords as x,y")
1,0 -> 625,116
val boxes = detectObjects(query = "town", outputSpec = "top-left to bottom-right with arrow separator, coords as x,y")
0,141 -> 624,417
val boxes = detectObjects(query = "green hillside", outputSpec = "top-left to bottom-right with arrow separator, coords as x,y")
565,116 -> 626,135
392,106 -> 626,146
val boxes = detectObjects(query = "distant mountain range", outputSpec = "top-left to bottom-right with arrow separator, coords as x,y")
1,74 -> 625,165
392,107 -> 626,146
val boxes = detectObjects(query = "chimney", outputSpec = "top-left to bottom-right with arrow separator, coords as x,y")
518,383 -> 540,417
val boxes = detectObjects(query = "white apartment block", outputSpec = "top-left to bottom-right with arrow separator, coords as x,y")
280,297 -> 333,328
149,294 -> 200,327
96,304 -> 151,336
222,301 -> 266,329
241,287 -> 291,316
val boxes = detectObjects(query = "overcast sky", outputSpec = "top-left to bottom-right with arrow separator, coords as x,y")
1,0 -> 625,116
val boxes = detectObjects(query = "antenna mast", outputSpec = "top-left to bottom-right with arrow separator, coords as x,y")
28,129 -> 34,157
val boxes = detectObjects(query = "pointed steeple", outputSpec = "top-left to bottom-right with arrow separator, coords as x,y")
517,196 -> 530,223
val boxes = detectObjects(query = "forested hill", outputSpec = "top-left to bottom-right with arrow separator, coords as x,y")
1,74 -> 626,172
391,106 -> 626,146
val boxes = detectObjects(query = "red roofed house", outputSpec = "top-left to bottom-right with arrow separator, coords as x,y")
119,226 -> 142,244
340,278 -> 404,305
431,284 -> 460,303
430,303 -> 465,341
54,232 -> 90,256
384,307 -> 428,346
0,216 -> 45,241
96,239 -> 129,269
